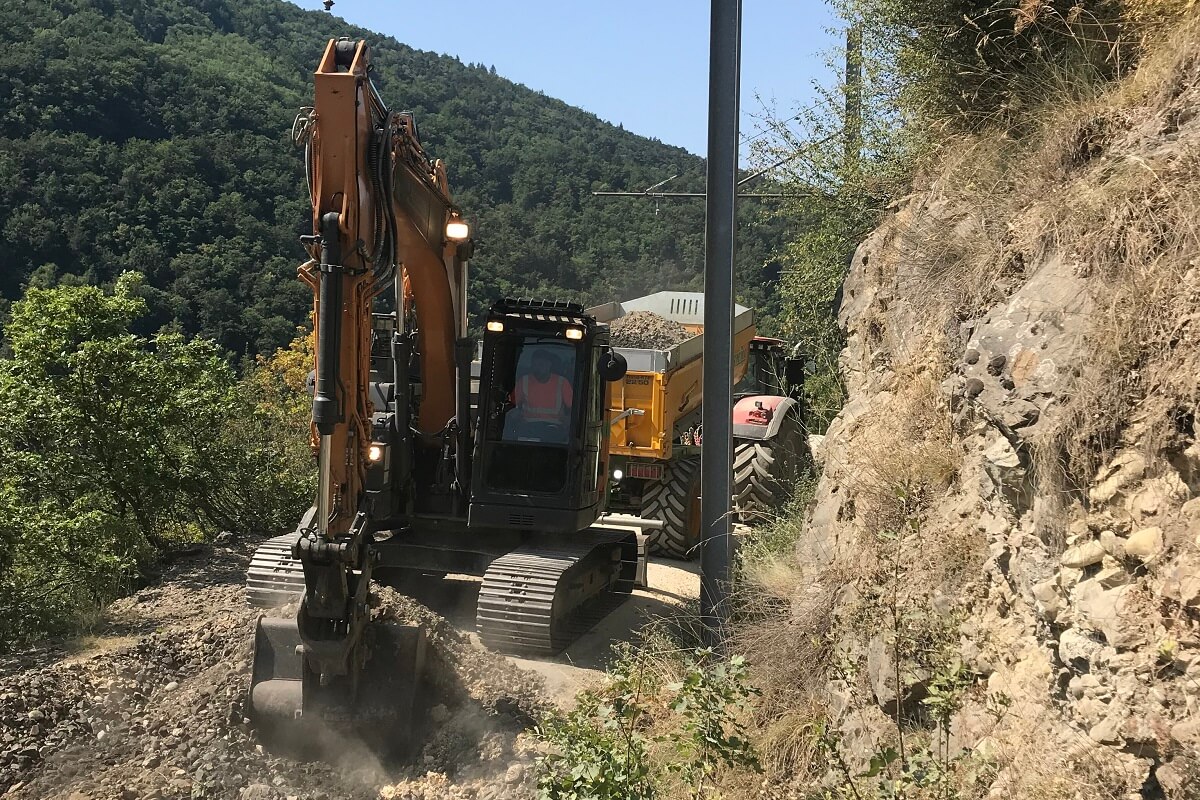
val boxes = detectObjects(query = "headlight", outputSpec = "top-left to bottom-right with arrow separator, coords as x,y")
612,468 -> 623,481
367,444 -> 384,463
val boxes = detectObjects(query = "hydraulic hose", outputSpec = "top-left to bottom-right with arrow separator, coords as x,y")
313,211 -> 343,436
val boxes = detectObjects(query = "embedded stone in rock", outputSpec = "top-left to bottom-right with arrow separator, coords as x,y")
1155,762 -> 1186,795
1096,567 -> 1129,589
1075,581 -> 1147,650
866,635 -> 928,715
1169,716 -> 1200,746
1058,627 -> 1104,669
1124,527 -> 1163,562
1088,714 -> 1124,744
1032,579 -> 1061,621
1099,530 -> 1124,558
1159,555 -> 1200,606
1090,452 -> 1146,505
1061,540 -> 1106,569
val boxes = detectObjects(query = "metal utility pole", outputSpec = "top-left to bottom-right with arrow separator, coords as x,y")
700,0 -> 741,651
844,24 -> 863,172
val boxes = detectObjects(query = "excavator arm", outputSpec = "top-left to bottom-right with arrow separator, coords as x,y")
250,38 -> 472,736
301,37 -> 469,542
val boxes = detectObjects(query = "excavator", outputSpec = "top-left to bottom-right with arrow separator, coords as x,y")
246,38 -> 637,741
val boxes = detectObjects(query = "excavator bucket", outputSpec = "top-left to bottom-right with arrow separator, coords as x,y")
249,615 -> 427,755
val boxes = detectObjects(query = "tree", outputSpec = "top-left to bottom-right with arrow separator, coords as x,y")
0,273 -> 311,647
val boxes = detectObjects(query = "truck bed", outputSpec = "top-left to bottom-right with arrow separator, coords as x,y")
586,291 -> 752,374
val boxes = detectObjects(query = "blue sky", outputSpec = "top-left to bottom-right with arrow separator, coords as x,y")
286,1 -> 843,156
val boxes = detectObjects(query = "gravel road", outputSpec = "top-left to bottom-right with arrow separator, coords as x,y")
0,542 -> 699,800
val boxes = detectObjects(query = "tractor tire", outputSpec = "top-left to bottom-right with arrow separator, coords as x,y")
640,456 -> 702,560
734,413 -> 805,525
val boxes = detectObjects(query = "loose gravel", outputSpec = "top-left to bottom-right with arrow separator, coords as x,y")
0,543 -> 543,800
609,311 -> 691,350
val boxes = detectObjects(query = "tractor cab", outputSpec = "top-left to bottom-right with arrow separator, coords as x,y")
469,299 -> 626,533
736,336 -> 805,401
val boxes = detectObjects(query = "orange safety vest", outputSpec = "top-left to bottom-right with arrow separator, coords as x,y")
517,374 -> 572,422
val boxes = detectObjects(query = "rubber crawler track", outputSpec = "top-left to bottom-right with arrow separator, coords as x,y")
477,530 -> 638,655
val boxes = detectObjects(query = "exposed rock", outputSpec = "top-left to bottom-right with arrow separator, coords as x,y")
1074,581 -> 1149,650
1154,762 -> 1186,795
1061,541 -> 1106,568
1089,714 -> 1124,744
1170,716 -> 1200,746
1096,567 -> 1129,589
1099,529 -> 1125,558
982,434 -> 1031,510
866,635 -> 928,716
1090,452 -> 1147,506
1031,579 -> 1061,621
1058,628 -> 1104,670
1123,526 -> 1164,562
1158,554 -> 1200,606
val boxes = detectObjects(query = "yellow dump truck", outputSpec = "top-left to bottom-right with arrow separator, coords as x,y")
587,291 -> 806,558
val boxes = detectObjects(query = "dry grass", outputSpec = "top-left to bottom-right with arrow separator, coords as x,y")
981,710 -> 1142,800
1030,17 -> 1200,493
727,565 -> 842,787
842,363 -> 959,536
885,12 -> 1200,501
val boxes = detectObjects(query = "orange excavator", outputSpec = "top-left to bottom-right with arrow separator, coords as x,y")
246,39 -> 637,742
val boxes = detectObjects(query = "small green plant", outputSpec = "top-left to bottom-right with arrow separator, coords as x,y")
536,649 -> 764,800
662,650 -> 762,799
535,662 -> 657,800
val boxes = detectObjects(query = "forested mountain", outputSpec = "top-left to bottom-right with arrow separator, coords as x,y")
0,0 -> 788,357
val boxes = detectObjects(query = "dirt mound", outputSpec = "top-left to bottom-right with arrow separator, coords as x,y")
609,311 -> 691,350
0,545 -> 542,800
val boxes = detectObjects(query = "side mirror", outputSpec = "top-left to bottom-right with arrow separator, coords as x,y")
600,349 -> 628,382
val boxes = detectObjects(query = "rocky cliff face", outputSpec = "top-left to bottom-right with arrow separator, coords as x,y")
796,22 -> 1200,799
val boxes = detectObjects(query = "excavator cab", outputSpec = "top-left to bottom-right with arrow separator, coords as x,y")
470,299 -> 626,533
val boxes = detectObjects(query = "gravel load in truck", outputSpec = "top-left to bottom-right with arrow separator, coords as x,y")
608,310 -> 691,350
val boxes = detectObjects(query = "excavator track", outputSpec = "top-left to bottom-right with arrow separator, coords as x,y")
246,533 -> 305,609
476,528 -> 638,655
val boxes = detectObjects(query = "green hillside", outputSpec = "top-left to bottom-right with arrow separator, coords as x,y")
0,0 -> 788,357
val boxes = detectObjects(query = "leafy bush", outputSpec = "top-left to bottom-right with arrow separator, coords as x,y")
535,650 -> 761,800
0,274 -> 311,648
535,662 -> 657,800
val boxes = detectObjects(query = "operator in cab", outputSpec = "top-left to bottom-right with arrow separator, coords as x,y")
509,348 -> 573,442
